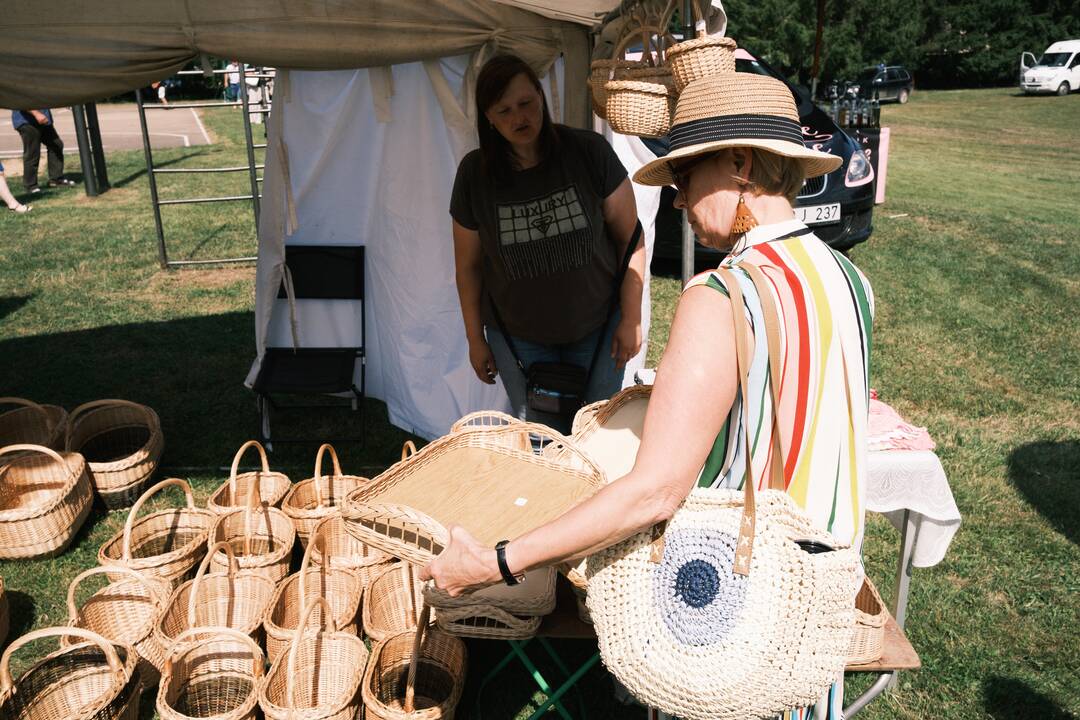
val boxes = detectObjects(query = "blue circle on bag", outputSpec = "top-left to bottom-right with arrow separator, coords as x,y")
652,528 -> 749,646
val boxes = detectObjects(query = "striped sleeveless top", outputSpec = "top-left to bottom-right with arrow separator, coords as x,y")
686,219 -> 874,551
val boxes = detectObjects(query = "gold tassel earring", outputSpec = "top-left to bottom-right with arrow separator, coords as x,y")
730,193 -> 758,235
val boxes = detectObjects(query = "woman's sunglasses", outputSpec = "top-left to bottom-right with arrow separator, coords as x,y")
670,152 -> 716,194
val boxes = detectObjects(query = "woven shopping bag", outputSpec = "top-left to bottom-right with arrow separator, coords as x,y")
584,266 -> 859,720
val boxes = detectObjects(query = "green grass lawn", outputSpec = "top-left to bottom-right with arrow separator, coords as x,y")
1,88 -> 1078,718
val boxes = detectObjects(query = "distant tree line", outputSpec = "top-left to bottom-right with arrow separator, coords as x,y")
714,0 -> 1080,88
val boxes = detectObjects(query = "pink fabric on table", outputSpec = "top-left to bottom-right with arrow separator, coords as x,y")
867,390 -> 936,452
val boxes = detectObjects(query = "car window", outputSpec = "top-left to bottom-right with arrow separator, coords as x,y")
899,69 -> 911,81
1070,54 -> 1080,69
857,68 -> 879,85
1037,52 -> 1071,67
886,69 -> 902,81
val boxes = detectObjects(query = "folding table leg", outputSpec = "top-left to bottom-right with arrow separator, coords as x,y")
508,641 -> 576,720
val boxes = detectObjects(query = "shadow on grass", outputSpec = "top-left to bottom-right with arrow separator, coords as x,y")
111,149 -> 210,189
0,312 -> 415,472
3,590 -> 36,646
1007,440 -> 1080,546
0,294 -> 34,323
983,674 -> 1076,719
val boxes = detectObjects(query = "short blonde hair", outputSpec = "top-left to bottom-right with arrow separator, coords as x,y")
746,148 -> 806,203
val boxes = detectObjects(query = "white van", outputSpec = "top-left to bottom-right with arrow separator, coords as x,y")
1020,40 -> 1080,95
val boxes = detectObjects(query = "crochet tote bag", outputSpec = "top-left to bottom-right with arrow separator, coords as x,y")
585,266 -> 859,720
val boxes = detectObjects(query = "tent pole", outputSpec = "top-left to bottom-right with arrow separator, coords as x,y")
136,87 -> 169,269
85,102 -> 111,191
240,63 -> 261,232
71,105 -> 99,197
680,0 -> 695,286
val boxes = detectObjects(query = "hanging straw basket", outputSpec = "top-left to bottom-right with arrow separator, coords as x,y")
613,64 -> 676,92
208,474 -> 296,585
64,565 -> 171,689
588,59 -> 642,119
155,627 -> 264,720
363,562 -> 434,644
259,597 -> 369,720
604,80 -> 675,138
362,606 -> 466,720
64,399 -> 164,509
207,441 -> 291,515
155,542 -> 276,651
0,576 -> 8,649
666,4 -> 736,92
98,478 -> 214,589
0,627 -> 140,720
308,514 -> 393,574
0,444 -> 93,560
263,531 -> 362,664
847,576 -> 888,665
282,444 -> 367,548
0,398 -> 67,452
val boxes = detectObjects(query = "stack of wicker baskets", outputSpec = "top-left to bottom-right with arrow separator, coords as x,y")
282,444 -> 367,548
208,473 -> 296,585
0,397 -> 67,450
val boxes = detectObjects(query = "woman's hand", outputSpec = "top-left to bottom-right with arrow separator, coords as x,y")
611,314 -> 642,367
468,339 -> 498,384
419,526 -> 501,597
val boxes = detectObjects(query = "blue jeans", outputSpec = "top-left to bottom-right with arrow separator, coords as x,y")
486,312 -> 625,435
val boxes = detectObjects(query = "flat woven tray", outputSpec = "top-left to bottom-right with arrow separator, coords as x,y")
343,422 -> 603,565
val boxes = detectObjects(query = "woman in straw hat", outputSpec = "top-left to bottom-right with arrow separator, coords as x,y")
426,72 -> 874,717
449,53 -> 646,433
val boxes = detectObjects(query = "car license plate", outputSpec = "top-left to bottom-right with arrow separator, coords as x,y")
796,203 -> 841,225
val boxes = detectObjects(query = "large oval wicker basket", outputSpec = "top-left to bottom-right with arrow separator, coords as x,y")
65,399 -> 164,509
0,444 -> 93,560
155,541 -> 276,651
208,474 -> 296,586
155,626 -> 264,720
0,397 -> 67,451
207,440 -> 291,515
97,478 -> 215,589
263,531 -> 362,663
282,444 -> 367,548
0,626 -> 141,720
63,565 -> 171,689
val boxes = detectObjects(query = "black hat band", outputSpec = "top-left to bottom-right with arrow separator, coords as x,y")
669,114 -> 806,152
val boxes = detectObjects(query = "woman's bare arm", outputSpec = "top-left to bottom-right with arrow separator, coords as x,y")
603,178 -> 646,366
453,220 -> 497,384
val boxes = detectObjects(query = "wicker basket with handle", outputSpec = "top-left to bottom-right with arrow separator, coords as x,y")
363,562 -> 430,644
282,444 -> 367,548
207,440 -> 291,515
155,541 -> 276,650
0,626 -> 140,720
263,529 -> 362,663
63,565 -> 171,689
846,576 -> 888,664
155,626 -> 264,720
259,597 -> 369,720
97,478 -> 214,589
604,79 -> 676,138
0,397 -> 67,451
64,399 -> 164,509
208,472 -> 296,585
308,513 -> 393,573
363,605 -> 467,720
588,59 -> 642,118
0,444 -> 93,560
665,1 -> 736,92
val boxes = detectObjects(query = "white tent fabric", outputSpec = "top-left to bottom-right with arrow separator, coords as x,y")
246,56 -> 663,439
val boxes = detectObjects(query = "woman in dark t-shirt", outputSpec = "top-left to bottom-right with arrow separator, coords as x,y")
449,54 -> 645,432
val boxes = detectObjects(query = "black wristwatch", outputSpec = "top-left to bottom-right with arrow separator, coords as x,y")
495,540 -> 524,586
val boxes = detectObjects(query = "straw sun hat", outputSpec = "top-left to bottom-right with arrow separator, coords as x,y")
633,72 -> 842,187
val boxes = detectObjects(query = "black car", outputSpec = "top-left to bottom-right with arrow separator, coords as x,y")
651,49 -> 876,268
855,65 -> 913,104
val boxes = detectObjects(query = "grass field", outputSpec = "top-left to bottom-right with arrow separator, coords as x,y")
1,87 -> 1078,718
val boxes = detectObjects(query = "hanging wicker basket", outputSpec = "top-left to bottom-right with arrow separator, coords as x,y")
207,440 -> 291,515
155,541 -> 276,651
604,79 -> 676,138
282,444 -> 367,548
0,397 -> 67,452
308,514 -> 393,574
208,473 -> 296,585
63,565 -> 171,690
155,626 -> 264,720
588,59 -> 642,119
98,478 -> 214,589
64,399 -> 164,509
0,626 -> 140,720
363,562 -> 430,644
263,530 -> 362,664
259,597 -> 369,720
847,576 -> 888,665
666,3 -> 736,92
0,444 -> 93,560
362,607 -> 467,720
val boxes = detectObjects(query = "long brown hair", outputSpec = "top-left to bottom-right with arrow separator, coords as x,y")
475,54 -> 558,182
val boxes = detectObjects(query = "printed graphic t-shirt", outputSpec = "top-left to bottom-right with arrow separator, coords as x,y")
449,126 -> 628,345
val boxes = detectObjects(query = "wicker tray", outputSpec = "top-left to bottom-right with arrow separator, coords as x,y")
434,604 -> 542,640
847,576 -> 888,664
0,398 -> 67,451
422,566 -> 556,616
342,422 -> 603,565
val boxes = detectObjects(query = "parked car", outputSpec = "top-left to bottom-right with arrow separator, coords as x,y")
1020,39 -> 1080,95
854,65 -> 914,104
651,48 -> 875,268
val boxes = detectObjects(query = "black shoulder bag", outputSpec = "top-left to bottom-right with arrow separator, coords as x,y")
491,221 -> 642,422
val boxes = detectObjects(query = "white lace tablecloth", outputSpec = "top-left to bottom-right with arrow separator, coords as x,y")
866,450 -> 961,567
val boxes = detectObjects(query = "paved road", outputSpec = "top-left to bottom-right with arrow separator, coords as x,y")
0,103 -> 213,162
